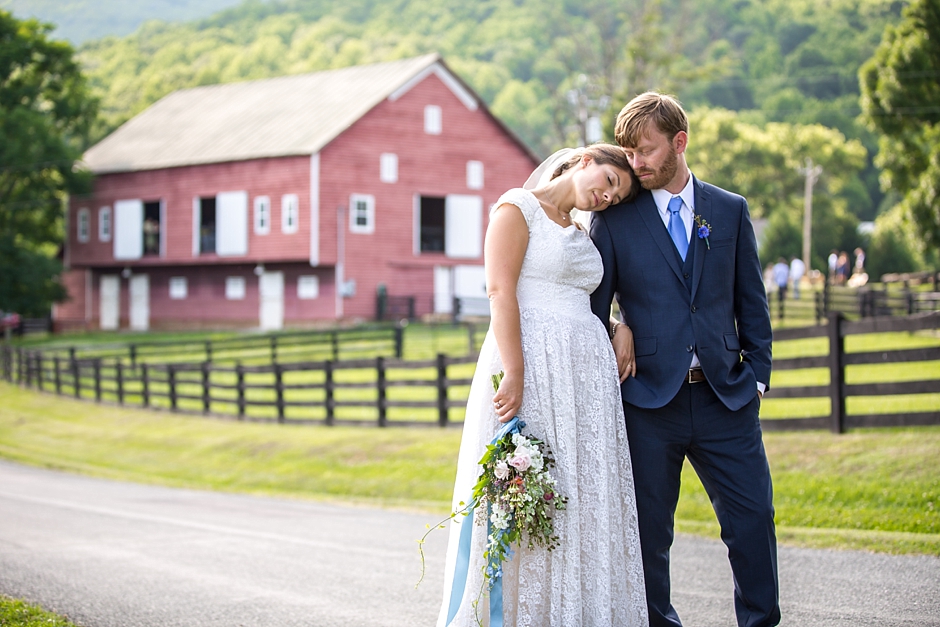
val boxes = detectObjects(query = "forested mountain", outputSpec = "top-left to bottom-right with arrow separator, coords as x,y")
0,0 -> 244,44
23,0 -> 925,272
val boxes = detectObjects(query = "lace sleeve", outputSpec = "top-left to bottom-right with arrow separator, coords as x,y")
492,188 -> 539,227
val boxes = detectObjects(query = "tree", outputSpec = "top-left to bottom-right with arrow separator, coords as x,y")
860,0 -> 940,252
686,108 -> 867,270
0,10 -> 97,316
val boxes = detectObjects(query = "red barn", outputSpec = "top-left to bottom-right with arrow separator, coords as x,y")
57,54 -> 538,331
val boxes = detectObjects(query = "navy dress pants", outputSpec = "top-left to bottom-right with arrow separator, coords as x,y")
624,380 -> 781,627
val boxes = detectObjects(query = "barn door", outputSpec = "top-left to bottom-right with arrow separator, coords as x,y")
433,266 -> 452,314
99,275 -> 120,330
129,274 -> 150,331
259,271 -> 284,331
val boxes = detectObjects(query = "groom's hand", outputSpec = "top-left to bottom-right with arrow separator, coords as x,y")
612,325 -> 636,382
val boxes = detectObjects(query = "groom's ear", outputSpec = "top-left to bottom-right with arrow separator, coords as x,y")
673,131 -> 689,155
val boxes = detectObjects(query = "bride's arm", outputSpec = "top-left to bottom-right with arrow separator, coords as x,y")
486,203 -> 528,423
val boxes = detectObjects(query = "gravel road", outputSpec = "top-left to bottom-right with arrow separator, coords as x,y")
1,459 -> 937,626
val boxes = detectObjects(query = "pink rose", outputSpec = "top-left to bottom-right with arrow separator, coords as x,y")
508,452 -> 531,472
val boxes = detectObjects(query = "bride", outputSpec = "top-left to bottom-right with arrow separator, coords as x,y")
437,144 -> 649,626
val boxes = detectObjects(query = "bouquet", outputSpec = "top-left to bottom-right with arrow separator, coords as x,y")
418,372 -> 567,622
475,373 -> 567,585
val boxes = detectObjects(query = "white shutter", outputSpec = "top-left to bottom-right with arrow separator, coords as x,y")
113,199 -> 143,260
444,194 -> 483,259
216,190 -> 248,257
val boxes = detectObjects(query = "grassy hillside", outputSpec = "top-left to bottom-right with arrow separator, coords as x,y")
2,381 -> 938,555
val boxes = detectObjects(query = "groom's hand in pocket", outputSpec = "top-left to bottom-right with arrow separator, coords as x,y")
613,324 -> 636,382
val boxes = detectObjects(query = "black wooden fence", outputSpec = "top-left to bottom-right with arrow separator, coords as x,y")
769,275 -> 940,324
762,311 -> 940,432
3,313 -> 938,431
1,346 -> 478,426
37,325 -> 407,368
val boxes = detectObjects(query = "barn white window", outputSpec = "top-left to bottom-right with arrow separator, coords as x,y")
98,207 -> 112,242
297,275 -> 319,299
281,194 -> 299,234
467,161 -> 484,190
254,196 -> 270,235
424,105 -> 442,134
380,153 -> 398,183
77,208 -> 90,243
169,277 -> 188,300
225,276 -> 246,300
349,194 -> 375,234
418,194 -> 482,258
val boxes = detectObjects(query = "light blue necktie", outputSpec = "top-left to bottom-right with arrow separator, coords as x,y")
667,196 -> 688,261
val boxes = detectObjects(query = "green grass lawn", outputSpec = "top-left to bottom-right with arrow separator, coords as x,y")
0,596 -> 79,627
2,381 -> 937,556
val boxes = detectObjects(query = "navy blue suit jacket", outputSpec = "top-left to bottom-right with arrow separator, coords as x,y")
590,176 -> 772,412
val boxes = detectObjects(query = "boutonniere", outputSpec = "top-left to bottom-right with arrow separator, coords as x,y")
694,214 -> 711,249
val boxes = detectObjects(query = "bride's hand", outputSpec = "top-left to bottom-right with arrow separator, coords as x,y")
492,372 -> 523,423
613,324 -> 636,382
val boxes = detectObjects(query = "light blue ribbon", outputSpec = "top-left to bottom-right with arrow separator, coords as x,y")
445,417 -> 525,626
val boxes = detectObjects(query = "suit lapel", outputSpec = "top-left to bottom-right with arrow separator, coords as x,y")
636,191 -> 685,284
690,176 -> 710,301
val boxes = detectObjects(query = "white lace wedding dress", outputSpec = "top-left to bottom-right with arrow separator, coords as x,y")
437,188 -> 648,626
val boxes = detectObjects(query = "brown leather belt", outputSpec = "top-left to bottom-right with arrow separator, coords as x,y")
688,368 -> 706,383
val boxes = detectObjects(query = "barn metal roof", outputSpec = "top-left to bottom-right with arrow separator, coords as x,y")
82,54 -> 514,174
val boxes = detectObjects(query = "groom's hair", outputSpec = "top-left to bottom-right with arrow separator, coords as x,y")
614,92 -> 688,149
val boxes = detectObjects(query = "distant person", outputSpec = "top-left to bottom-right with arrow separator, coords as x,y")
773,257 -> 790,302
789,256 -> 806,299
836,251 -> 850,285
854,247 -> 866,274
828,249 -> 838,285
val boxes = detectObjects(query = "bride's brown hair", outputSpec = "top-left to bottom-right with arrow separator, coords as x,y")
549,144 -> 640,204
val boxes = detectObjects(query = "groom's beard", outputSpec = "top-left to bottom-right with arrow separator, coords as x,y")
636,149 -> 678,191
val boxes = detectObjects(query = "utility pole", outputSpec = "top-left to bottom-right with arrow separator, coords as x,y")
798,157 -> 823,271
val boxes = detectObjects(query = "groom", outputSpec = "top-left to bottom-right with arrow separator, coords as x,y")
590,92 -> 780,627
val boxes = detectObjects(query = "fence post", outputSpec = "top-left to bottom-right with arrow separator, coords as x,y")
331,331 -> 339,361
94,359 -> 102,402
16,347 -> 24,384
270,336 -> 278,363
394,325 -> 404,359
376,356 -> 387,427
34,352 -> 43,391
72,356 -> 80,398
205,341 -> 213,364
436,353 -> 448,427
202,361 -> 211,414
129,344 -> 137,371
827,312 -> 846,434
1,346 -> 8,382
236,363 -> 245,419
24,351 -> 33,388
141,363 -> 150,407
53,356 -> 61,395
274,363 -> 285,423
116,359 -> 124,405
168,365 -> 177,412
325,360 -> 334,426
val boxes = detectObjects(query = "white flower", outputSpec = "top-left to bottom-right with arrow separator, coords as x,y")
512,433 -> 528,447
528,452 -> 544,472
494,460 -> 511,480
